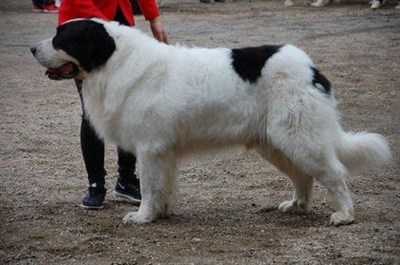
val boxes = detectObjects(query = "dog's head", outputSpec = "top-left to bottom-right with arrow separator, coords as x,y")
30,19 -> 116,80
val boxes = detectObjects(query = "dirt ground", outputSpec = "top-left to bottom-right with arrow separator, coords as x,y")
1,0 -> 400,264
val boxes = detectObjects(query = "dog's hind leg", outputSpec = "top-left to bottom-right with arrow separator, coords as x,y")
261,141 -> 354,225
314,156 -> 354,226
123,149 -> 177,224
257,146 -> 314,214
264,137 -> 354,225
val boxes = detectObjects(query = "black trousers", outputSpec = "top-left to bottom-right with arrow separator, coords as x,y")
75,80 -> 138,187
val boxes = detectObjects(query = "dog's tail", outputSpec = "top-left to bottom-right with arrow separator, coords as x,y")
336,132 -> 392,173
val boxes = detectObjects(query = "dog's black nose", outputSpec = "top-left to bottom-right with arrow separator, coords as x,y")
30,46 -> 37,56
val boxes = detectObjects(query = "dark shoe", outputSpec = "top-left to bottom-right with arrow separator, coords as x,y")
200,0 -> 212,3
80,185 -> 106,210
113,179 -> 141,206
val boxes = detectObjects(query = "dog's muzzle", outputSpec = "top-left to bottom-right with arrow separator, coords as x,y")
30,46 -> 79,81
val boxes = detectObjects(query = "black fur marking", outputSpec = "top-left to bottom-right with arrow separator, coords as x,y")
311,67 -> 331,95
231,45 -> 282,83
53,20 -> 116,72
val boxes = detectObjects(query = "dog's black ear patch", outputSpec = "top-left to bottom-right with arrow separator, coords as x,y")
231,45 -> 282,83
311,67 -> 331,95
53,20 -> 116,72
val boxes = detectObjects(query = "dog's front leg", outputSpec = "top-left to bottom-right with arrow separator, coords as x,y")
123,149 -> 177,224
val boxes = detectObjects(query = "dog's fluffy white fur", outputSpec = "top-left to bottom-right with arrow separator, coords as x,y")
32,19 -> 391,226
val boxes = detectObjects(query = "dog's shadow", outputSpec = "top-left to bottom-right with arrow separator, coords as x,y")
145,205 -> 330,229
257,206 -> 330,228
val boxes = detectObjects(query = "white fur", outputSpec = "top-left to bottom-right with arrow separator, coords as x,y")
284,0 -> 339,7
33,19 -> 391,226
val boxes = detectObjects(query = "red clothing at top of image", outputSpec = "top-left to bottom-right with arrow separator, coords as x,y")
58,0 -> 160,26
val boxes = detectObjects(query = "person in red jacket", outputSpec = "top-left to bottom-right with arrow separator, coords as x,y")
58,0 -> 168,43
58,0 -> 168,209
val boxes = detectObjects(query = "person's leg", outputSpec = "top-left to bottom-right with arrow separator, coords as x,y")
80,115 -> 107,187
113,148 -> 141,205
114,6 -> 131,25
129,0 -> 143,15
117,148 -> 137,184
75,80 -> 107,209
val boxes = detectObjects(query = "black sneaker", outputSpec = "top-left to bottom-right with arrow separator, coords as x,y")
80,185 -> 106,210
112,179 -> 141,206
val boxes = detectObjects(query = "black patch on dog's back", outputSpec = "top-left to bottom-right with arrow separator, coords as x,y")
53,20 -> 116,72
311,67 -> 331,95
231,45 -> 282,83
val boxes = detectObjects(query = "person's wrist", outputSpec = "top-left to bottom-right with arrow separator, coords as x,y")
149,16 -> 161,25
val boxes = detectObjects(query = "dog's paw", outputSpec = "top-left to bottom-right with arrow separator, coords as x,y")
278,200 -> 307,214
329,212 -> 354,226
122,211 -> 153,224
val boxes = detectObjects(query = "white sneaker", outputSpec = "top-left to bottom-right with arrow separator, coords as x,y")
311,0 -> 330,7
371,0 -> 381,9
284,0 -> 294,6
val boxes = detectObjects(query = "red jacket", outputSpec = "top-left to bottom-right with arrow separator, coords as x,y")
58,0 -> 160,26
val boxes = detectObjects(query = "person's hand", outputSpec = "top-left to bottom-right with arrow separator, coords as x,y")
149,16 -> 169,44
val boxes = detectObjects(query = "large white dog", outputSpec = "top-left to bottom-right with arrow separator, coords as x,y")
31,19 -> 391,226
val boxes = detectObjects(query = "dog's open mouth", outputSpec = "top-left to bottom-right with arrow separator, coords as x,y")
45,62 -> 79,80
